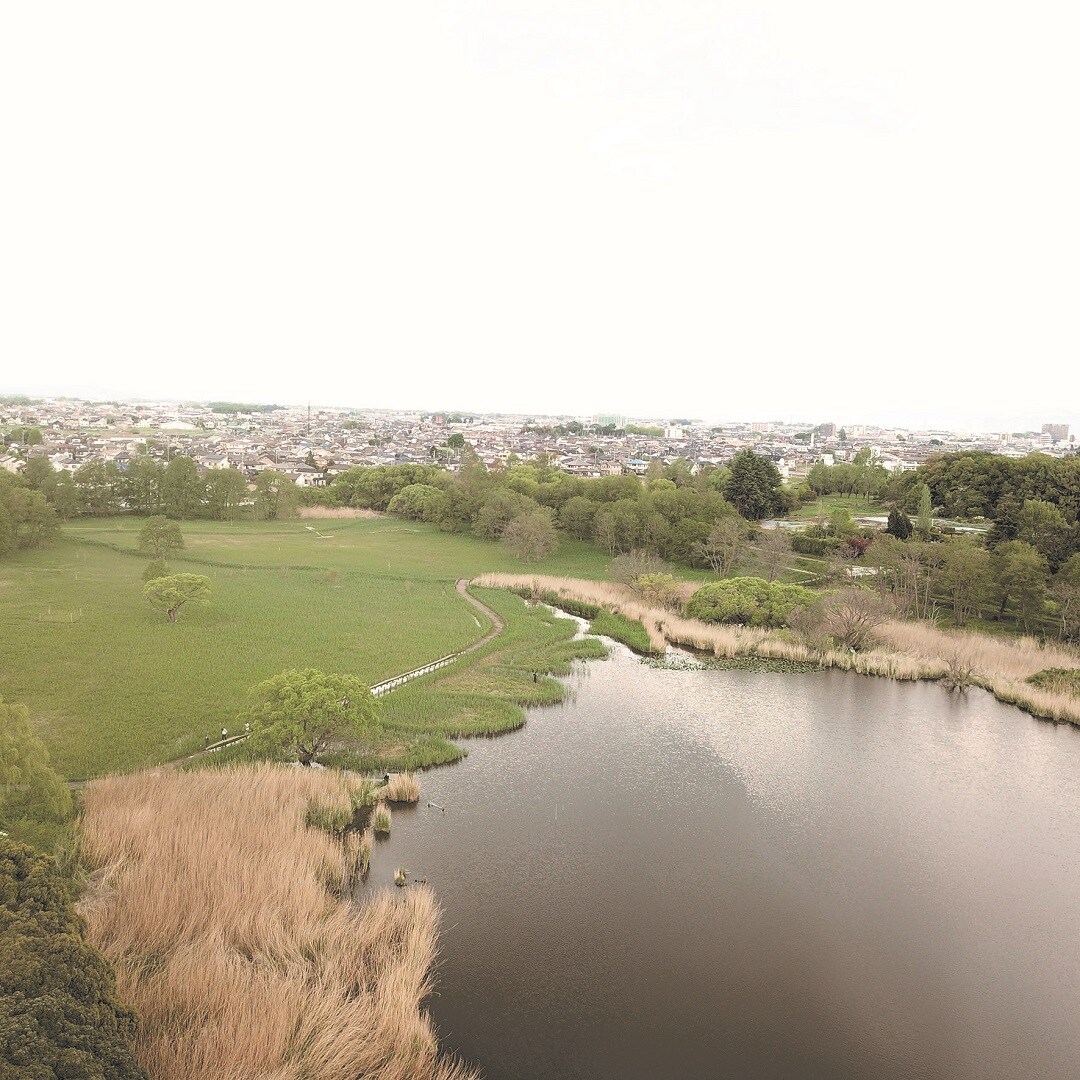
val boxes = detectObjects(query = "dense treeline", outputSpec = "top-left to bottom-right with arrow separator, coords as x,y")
315,450 -> 790,566
2,455 -> 300,534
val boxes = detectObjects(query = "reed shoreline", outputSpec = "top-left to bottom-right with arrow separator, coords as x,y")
478,572 -> 1080,729
77,765 -> 477,1080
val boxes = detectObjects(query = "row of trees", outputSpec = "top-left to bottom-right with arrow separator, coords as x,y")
16,456 -> 301,522
317,450 -> 789,565
856,534 -> 1080,637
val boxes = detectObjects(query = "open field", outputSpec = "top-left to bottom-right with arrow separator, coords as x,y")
79,765 -> 478,1080
1,519 -> 612,779
64,516 -> 613,579
789,494 -> 891,520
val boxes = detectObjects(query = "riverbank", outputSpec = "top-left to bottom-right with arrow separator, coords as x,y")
477,573 -> 1080,727
78,765 -> 478,1080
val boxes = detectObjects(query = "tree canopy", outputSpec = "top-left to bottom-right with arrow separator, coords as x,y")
137,516 -> 184,560
143,574 -> 211,623
241,668 -> 379,765
0,696 -> 72,826
0,839 -> 148,1080
724,450 -> 784,521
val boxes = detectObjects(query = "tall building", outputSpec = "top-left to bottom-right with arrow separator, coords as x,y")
1042,423 -> 1070,443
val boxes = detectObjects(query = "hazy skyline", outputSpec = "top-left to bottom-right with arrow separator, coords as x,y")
2,3 -> 1076,431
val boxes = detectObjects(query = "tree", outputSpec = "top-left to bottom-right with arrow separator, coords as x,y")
143,573 -> 211,623
242,668 -> 379,765
137,515 -> 184,560
821,587 -> 892,650
205,468 -> 248,520
937,536 -> 991,626
0,840 -> 149,1079
141,558 -> 170,584
559,496 -> 596,540
885,506 -> 913,540
610,550 -> 672,588
992,540 -> 1048,632
0,696 -> 72,825
914,483 -> 933,537
724,450 -> 783,521
1052,553 -> 1080,641
502,508 -> 559,562
253,471 -> 299,520
751,527 -> 793,582
162,456 -> 204,518
694,517 -> 748,576
123,454 -> 164,515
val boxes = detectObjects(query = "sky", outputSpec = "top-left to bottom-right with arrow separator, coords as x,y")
1,2 -> 1077,432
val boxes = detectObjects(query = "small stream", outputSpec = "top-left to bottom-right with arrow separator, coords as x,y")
365,634 -> 1080,1079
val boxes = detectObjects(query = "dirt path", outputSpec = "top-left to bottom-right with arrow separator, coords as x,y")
456,577 -> 505,653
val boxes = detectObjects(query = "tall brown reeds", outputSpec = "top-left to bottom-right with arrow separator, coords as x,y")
477,573 -> 1080,726
297,506 -> 383,519
78,765 -> 477,1080
380,772 -> 422,803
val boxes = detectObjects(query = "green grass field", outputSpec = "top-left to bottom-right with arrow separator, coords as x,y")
2,518 -> 613,779
790,494 -> 891,520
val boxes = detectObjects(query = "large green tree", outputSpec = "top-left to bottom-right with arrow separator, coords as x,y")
992,540 -> 1049,632
204,468 -> 248,520
137,515 -> 184,560
0,840 -> 148,1080
0,697 -> 72,826
143,573 -> 211,623
725,450 -> 783,521
241,668 -> 379,765
162,456 -> 204,519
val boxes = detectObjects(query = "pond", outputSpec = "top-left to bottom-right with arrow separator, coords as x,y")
366,639 -> 1080,1079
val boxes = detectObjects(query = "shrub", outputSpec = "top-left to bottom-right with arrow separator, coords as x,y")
686,577 -> 817,628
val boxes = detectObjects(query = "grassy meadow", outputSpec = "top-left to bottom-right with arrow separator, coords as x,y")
2,518 -> 612,779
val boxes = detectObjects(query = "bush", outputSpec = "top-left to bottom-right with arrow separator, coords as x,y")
791,533 -> 838,556
686,577 -> 817,628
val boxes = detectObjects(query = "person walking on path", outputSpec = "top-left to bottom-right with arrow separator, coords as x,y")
221,727 -> 227,742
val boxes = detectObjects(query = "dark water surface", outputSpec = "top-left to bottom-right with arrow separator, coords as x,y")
367,643 -> 1080,1079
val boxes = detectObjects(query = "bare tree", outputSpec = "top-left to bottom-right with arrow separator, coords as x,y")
751,528 -> 792,582
695,517 -> 748,577
610,550 -> 672,587
502,509 -> 559,562
821,587 -> 892,651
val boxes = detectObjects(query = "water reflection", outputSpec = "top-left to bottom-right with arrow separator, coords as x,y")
367,643 -> 1080,1079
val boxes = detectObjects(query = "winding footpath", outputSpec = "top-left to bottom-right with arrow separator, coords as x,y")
127,579 -> 507,775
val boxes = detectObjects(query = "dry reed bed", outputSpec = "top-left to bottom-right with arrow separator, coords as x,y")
477,573 -> 1080,726
297,506 -> 384,519
78,765 -> 476,1080
380,772 -> 422,803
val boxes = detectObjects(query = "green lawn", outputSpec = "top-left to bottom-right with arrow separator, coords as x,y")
1,519 -> 614,779
790,494 -> 891,520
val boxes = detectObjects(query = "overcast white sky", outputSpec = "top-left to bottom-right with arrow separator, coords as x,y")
1,2 -> 1076,430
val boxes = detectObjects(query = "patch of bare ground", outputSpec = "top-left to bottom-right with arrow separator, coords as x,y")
78,765 -> 477,1080
477,572 -> 1080,726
